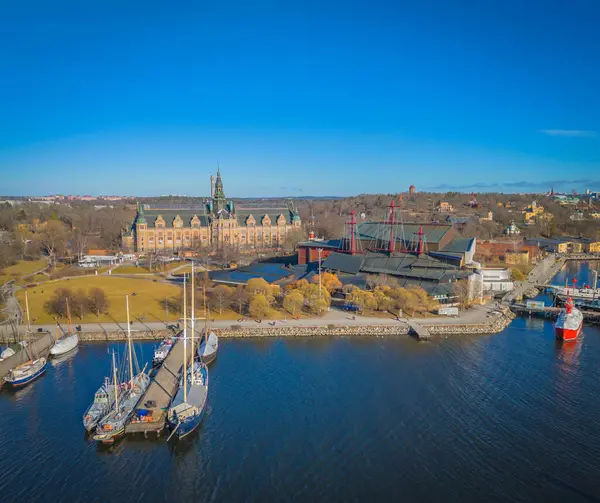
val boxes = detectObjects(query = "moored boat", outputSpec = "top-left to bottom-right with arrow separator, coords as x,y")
197,330 -> 218,364
4,357 -> 47,388
93,295 -> 150,444
83,351 -> 118,431
167,361 -> 208,439
555,297 -> 583,341
167,271 -> 209,440
50,303 -> 79,357
93,371 -> 149,443
152,338 -> 174,367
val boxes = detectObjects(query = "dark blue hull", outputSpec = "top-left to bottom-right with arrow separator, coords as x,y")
168,403 -> 207,439
5,364 -> 47,388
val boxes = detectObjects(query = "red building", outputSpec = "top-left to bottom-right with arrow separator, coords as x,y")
297,239 -> 341,265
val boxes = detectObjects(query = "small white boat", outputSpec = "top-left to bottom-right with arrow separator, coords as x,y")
50,304 -> 79,356
152,338 -> 174,367
197,330 -> 218,364
50,333 -> 79,356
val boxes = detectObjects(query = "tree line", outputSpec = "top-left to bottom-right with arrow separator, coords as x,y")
45,287 -> 109,319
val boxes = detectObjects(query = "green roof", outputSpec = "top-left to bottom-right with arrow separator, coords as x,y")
139,209 -> 210,228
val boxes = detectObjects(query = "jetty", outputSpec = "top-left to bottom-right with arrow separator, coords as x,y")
511,303 -> 600,322
125,337 -> 191,437
408,320 -> 430,340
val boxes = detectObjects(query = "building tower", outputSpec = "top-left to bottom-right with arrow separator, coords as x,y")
409,184 -> 416,195
212,167 -> 227,214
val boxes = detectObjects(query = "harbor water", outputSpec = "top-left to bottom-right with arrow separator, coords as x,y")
2,265 -> 600,502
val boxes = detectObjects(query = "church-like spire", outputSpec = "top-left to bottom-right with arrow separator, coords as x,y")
212,167 -> 227,214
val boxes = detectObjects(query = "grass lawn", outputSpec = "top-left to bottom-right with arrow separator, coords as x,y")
17,276 -> 181,324
171,264 -> 206,275
112,265 -> 151,274
0,259 -> 48,284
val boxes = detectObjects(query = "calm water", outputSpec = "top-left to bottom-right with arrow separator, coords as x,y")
2,266 -> 600,502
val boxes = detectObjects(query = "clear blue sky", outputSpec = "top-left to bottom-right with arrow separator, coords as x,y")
1,0 -> 598,196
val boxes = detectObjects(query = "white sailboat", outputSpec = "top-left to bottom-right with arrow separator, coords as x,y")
50,297 -> 79,356
197,282 -> 218,364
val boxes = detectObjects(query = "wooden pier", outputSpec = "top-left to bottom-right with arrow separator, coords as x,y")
408,321 -> 430,340
125,338 -> 191,437
510,303 -> 600,322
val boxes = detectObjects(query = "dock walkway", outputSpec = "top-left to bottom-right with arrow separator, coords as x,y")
408,321 -> 430,340
125,338 -> 192,437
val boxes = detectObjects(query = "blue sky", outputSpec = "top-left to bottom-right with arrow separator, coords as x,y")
1,0 -> 598,196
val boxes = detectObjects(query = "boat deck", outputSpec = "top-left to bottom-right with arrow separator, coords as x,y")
125,338 -> 193,436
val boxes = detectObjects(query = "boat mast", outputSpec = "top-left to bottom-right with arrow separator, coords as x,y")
66,298 -> 72,337
112,350 -> 119,410
203,286 -> 207,342
25,291 -> 31,335
191,262 -> 195,357
55,322 -> 59,342
183,274 -> 188,403
126,295 -> 134,387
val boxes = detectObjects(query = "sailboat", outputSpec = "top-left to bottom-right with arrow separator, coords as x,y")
50,299 -> 79,356
167,267 -> 209,440
93,296 -> 150,444
197,284 -> 219,364
83,350 -> 119,431
4,292 -> 47,388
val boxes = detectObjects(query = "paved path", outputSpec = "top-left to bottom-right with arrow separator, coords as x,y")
23,303 -> 501,337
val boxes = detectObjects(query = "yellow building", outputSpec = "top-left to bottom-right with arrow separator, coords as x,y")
121,169 -> 302,253
522,200 -> 546,223
435,201 -> 455,213
587,241 -> 600,253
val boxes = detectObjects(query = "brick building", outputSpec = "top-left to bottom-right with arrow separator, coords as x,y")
121,169 -> 301,252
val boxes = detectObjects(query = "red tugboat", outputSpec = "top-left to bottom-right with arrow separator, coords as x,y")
555,297 -> 583,341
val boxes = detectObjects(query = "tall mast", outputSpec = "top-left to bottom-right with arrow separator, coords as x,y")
126,295 -> 134,387
25,291 -> 31,334
203,286 -> 207,340
66,298 -> 71,337
55,322 -> 59,342
388,199 -> 395,254
191,262 -> 195,357
183,274 -> 188,403
112,350 -> 119,410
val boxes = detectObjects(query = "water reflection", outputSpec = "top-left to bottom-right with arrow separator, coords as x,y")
50,347 -> 80,368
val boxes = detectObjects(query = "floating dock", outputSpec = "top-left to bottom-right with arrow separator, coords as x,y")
125,338 -> 192,437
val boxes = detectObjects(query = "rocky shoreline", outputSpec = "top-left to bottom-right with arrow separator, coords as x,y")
71,308 -> 516,342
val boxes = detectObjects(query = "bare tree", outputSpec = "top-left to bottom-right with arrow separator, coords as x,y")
88,287 -> 109,317
36,220 -> 70,266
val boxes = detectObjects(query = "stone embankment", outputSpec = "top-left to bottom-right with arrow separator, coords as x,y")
71,308 -> 515,342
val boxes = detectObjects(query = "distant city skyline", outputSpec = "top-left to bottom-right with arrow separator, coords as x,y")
1,1 -> 598,197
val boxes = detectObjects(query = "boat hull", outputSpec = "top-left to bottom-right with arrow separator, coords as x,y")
93,427 -> 125,444
5,363 -> 47,388
200,349 -> 217,365
168,405 -> 206,439
555,324 -> 582,342
50,334 -> 79,356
